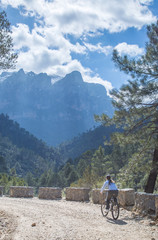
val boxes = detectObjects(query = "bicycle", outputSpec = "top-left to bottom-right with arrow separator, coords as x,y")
101,195 -> 119,220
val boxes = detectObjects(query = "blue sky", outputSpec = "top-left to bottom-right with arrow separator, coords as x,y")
0,0 -> 158,94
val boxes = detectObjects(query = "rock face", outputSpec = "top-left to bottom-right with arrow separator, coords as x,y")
0,69 -> 113,145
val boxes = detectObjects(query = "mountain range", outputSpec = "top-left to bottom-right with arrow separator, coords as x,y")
0,69 -> 113,146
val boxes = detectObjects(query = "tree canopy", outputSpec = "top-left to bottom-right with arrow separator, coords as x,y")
0,11 -> 17,70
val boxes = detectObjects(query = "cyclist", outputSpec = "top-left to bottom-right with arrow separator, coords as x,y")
100,175 -> 118,210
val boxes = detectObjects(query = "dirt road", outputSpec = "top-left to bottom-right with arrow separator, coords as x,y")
0,197 -> 157,240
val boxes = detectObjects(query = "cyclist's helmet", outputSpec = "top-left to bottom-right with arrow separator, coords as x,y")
106,175 -> 111,180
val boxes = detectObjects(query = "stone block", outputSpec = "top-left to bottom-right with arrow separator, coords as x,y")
38,187 -> 62,200
10,186 -> 34,198
66,187 -> 90,202
118,188 -> 135,206
135,192 -> 158,215
91,189 -> 108,204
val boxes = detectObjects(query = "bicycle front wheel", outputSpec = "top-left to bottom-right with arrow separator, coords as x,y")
101,201 -> 109,217
111,202 -> 119,220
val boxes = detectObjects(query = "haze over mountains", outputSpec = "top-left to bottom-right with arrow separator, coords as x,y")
0,69 -> 113,146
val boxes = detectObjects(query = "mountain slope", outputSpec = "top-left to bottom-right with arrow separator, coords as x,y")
0,114 -> 61,176
0,70 -> 113,145
58,125 -> 115,162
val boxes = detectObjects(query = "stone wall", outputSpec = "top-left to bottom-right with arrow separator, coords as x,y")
135,192 -> 158,215
66,187 -> 90,202
10,186 -> 34,198
38,187 -> 62,200
7,186 -> 158,218
0,186 -> 3,196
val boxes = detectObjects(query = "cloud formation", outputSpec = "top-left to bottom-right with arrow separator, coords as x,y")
1,0 -> 157,93
115,42 -> 144,57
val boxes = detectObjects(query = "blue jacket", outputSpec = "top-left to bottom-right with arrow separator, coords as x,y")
100,180 -> 118,193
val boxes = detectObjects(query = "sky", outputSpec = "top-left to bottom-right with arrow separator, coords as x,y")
0,0 -> 158,94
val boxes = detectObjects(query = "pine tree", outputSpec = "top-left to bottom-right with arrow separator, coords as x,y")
96,21 -> 158,193
91,146 -> 106,179
0,11 -> 17,70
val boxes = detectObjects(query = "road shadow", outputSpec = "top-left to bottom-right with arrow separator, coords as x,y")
106,217 -> 127,225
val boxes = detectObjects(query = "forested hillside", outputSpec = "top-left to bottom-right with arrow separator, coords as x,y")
0,113 -> 116,176
58,125 -> 116,161
0,113 -> 61,177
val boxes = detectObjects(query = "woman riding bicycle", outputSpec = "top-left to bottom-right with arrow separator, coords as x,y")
100,175 -> 118,210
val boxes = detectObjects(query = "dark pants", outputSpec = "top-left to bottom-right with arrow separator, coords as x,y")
106,190 -> 118,209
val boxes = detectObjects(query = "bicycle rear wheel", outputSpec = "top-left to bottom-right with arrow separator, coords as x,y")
101,201 -> 109,217
111,202 -> 119,220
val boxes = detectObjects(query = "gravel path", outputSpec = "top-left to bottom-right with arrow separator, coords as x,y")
0,197 -> 157,240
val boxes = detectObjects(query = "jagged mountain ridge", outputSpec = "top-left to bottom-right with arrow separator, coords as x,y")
0,69 -> 113,145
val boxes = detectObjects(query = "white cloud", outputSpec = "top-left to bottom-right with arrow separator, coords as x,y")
139,0 -> 153,5
12,23 -> 86,54
84,42 -> 112,56
84,42 -> 144,57
1,0 -> 157,94
84,75 -> 113,96
1,0 -> 156,34
115,42 -> 144,57
17,48 -> 71,73
12,24 -> 46,50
